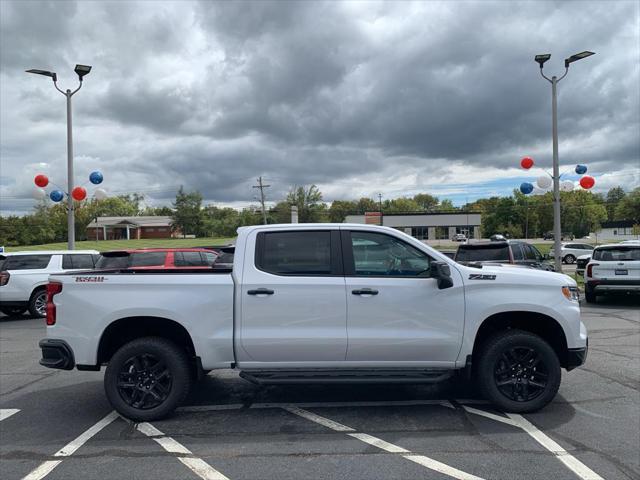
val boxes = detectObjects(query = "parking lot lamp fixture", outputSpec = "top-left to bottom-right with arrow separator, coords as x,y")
535,52 -> 594,272
26,64 -> 92,250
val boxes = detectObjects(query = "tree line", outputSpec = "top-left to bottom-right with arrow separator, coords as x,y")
1,185 -> 638,246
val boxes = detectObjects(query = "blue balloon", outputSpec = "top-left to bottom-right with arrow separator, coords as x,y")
49,190 -> 64,202
89,171 -> 103,185
520,182 -> 534,195
575,164 -> 587,175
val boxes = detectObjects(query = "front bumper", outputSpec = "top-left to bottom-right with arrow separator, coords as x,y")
39,339 -> 75,370
566,341 -> 588,371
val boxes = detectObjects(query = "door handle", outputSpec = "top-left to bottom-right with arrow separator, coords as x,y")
247,288 -> 274,295
352,288 -> 378,295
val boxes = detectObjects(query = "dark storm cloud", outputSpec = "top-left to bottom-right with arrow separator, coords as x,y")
1,0 -> 638,214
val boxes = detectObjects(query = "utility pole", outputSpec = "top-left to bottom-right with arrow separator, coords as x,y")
378,193 -> 383,226
253,176 -> 270,224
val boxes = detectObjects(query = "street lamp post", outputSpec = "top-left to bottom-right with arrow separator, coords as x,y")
26,65 -> 92,250
534,52 -> 594,272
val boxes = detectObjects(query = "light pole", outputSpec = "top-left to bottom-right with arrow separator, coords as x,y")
534,51 -> 594,272
26,64 -> 92,250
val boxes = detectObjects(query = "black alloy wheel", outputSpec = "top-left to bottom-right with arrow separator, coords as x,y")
117,353 -> 172,410
493,347 -> 548,402
29,289 -> 47,317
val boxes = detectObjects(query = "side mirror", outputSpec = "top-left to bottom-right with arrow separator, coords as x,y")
432,261 -> 454,290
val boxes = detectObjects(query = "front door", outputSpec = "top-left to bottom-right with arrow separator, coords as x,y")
239,229 -> 347,364
343,230 -> 465,365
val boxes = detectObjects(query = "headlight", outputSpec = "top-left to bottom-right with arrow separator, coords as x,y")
562,285 -> 580,301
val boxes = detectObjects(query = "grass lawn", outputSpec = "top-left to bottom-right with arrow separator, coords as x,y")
5,237 -> 236,252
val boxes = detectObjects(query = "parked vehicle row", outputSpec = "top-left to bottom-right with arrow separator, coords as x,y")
0,246 -> 234,317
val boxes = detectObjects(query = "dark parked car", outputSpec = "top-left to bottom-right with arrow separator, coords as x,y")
454,240 -> 554,271
543,232 -> 574,241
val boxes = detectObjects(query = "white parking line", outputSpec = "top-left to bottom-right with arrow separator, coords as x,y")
284,406 -> 484,480
22,410 -> 119,480
463,406 -> 604,480
137,422 -> 230,480
0,408 -> 20,422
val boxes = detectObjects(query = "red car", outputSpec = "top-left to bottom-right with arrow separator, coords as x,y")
94,248 -> 220,270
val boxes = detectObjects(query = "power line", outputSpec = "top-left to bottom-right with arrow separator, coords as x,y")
252,176 -> 271,224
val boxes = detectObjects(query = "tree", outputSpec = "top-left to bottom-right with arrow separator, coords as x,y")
171,186 -> 203,237
413,193 -> 439,211
329,200 -> 357,222
615,187 -> 640,223
605,186 -> 626,220
436,199 -> 457,212
286,185 -> 327,223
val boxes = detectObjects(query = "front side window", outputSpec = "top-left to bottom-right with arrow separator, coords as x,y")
258,231 -> 332,275
175,251 -> 206,267
350,231 -> 431,276
3,255 -> 52,270
511,244 -> 525,261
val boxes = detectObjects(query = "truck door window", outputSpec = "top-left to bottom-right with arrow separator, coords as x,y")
349,231 -> 431,277
511,244 -> 525,261
130,252 -> 167,267
175,251 -> 206,266
62,254 -> 96,269
257,231 -> 332,275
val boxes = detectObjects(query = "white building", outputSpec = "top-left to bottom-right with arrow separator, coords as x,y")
344,212 -> 482,240
591,221 -> 639,242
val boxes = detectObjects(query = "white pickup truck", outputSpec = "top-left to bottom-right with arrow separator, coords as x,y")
39,224 -> 588,421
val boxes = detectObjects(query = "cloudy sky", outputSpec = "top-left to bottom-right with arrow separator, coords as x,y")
1,0 -> 638,215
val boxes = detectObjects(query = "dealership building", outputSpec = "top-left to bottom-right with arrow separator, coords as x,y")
344,212 -> 482,240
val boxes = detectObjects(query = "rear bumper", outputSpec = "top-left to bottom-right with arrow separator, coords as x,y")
566,341 -> 588,371
586,279 -> 640,294
39,339 -> 75,370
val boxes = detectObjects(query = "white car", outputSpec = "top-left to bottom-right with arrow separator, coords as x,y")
584,243 -> 640,303
452,233 -> 467,242
0,250 -> 99,317
40,224 -> 587,421
550,242 -> 594,264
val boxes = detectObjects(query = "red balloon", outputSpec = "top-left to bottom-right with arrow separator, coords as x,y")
520,157 -> 534,169
579,175 -> 595,189
71,186 -> 87,201
34,174 -> 49,188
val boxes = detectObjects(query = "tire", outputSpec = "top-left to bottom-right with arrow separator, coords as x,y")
476,330 -> 561,413
585,290 -> 597,303
0,307 -> 27,317
564,254 -> 576,264
28,289 -> 47,317
104,337 -> 193,421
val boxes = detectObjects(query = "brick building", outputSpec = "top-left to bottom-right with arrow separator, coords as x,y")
86,216 -> 178,240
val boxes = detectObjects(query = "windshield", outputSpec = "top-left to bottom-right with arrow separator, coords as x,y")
455,245 -> 509,262
592,246 -> 640,261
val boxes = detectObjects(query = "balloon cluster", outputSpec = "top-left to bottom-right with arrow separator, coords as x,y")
519,157 -> 595,195
32,171 -> 107,202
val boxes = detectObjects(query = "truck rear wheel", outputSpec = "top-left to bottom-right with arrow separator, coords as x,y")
476,330 -> 561,413
104,337 -> 192,421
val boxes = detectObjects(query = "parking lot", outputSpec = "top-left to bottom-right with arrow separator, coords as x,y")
1,298 -> 638,480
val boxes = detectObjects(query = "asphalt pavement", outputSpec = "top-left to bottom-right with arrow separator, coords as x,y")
1,297 -> 638,480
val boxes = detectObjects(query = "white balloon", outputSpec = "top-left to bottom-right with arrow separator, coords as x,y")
32,188 -> 47,200
94,188 -> 108,200
561,180 -> 575,192
536,175 -> 552,190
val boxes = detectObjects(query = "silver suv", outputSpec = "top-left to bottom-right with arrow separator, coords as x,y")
551,242 -> 594,264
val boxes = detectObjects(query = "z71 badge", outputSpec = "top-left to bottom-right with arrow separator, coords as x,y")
468,274 -> 496,280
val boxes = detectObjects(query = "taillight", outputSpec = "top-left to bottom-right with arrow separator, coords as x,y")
46,282 -> 63,326
0,271 -> 9,286
586,263 -> 599,278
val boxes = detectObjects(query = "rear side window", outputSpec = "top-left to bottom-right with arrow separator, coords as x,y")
62,254 -> 96,269
130,252 -> 167,267
257,231 -> 332,275
174,251 -> 207,267
455,246 -> 509,262
593,247 -> 640,261
3,255 -> 52,270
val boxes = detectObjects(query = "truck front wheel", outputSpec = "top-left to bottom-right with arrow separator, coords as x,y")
104,337 -> 192,421
476,330 -> 561,413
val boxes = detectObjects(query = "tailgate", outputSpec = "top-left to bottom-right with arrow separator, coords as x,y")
591,246 -> 640,280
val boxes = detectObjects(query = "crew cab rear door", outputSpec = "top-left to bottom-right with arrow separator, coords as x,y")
238,229 -> 347,363
342,229 -> 465,365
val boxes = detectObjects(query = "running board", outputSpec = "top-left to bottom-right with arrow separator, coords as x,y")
239,369 -> 454,385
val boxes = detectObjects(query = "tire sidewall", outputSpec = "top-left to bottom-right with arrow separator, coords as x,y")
104,337 -> 191,421
564,254 -> 575,264
478,331 -> 561,413
28,289 -> 47,317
